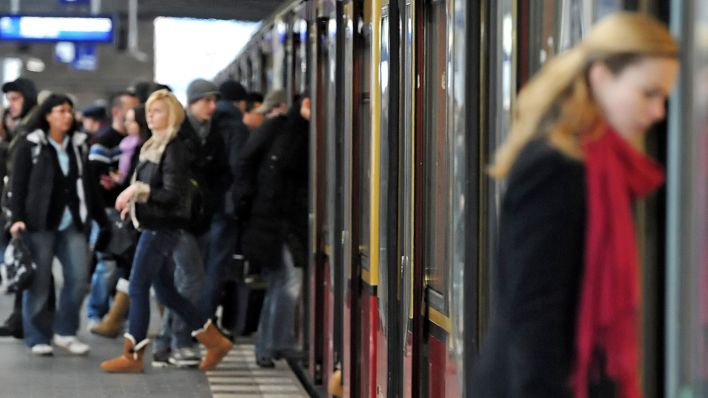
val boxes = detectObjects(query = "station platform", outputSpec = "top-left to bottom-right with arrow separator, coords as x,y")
0,277 -> 308,398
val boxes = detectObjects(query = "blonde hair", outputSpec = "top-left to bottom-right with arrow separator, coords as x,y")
489,12 -> 678,178
141,89 -> 185,163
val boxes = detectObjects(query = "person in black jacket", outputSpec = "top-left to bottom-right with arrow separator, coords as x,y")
100,89 -> 232,374
471,13 -> 678,397
8,94 -> 109,356
237,90 -> 308,367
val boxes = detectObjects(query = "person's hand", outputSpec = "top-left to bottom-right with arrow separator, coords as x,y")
10,221 -> 25,238
100,174 -> 116,189
115,184 -> 137,212
109,170 -> 123,184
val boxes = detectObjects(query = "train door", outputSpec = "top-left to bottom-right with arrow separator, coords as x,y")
417,0 -> 473,396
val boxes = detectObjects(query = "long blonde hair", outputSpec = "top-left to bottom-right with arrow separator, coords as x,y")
140,89 -> 185,163
489,12 -> 678,178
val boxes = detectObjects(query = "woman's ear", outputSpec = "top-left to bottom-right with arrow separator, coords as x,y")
588,61 -> 612,94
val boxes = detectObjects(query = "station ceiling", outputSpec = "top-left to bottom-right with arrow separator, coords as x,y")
0,0 -> 285,21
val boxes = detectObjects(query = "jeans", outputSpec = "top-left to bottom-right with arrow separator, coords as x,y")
127,229 -> 206,343
86,217 -> 120,320
23,226 -> 89,347
255,242 -> 303,359
198,214 -> 239,320
153,230 -> 204,352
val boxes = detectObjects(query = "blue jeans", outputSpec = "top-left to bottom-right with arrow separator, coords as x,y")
199,214 -> 239,320
127,229 -> 206,343
23,226 -> 89,347
86,218 -> 120,320
255,243 -> 303,359
153,230 -> 204,352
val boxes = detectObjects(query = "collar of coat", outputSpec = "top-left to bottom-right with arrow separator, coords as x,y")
26,129 -> 88,149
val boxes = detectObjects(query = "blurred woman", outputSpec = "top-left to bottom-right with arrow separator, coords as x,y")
90,104 -> 150,338
100,89 -> 232,373
471,13 -> 679,398
9,93 -> 109,356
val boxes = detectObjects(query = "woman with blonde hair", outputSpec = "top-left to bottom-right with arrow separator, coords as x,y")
472,12 -> 679,398
100,89 -> 232,373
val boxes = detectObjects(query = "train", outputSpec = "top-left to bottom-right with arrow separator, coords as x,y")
213,0 -> 706,397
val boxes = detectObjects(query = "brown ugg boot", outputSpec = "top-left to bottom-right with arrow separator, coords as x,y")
192,319 -> 233,370
91,288 -> 129,338
100,334 -> 149,373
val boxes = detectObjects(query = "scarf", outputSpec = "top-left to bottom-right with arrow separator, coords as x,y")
118,135 -> 142,183
139,127 -> 177,164
573,128 -> 664,398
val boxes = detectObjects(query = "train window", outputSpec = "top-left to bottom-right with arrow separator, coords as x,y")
423,0 -> 450,295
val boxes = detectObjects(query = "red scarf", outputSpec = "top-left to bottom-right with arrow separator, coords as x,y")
573,128 -> 664,398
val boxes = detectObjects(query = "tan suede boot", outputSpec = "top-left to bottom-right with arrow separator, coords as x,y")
100,334 -> 149,373
192,320 -> 233,370
91,290 -> 129,338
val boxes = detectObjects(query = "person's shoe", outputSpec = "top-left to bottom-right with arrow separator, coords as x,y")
192,319 -> 233,370
30,344 -> 53,356
168,347 -> 201,368
0,311 -> 23,339
53,334 -> 90,355
90,290 -> 129,338
100,334 -> 149,373
151,349 -> 172,368
256,356 -> 275,368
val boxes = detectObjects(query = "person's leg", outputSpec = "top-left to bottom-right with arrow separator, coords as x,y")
23,231 -> 56,348
170,230 -> 204,349
86,253 -> 118,322
199,216 -> 238,320
53,226 -> 90,337
270,243 -> 303,354
254,266 -> 278,364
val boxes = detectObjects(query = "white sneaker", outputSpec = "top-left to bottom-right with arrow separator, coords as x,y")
53,334 -> 90,355
30,344 -> 53,356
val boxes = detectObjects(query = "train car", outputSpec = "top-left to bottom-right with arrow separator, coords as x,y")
214,0 -> 691,397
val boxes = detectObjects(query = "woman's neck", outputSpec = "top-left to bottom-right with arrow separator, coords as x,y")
48,129 -> 66,144
152,128 -> 168,137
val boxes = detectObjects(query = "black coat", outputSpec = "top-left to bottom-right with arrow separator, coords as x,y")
133,138 -> 191,230
214,101 -> 250,217
471,139 -> 586,397
9,129 -> 107,232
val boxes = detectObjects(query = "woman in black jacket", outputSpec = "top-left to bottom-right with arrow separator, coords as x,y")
100,89 -> 231,374
471,13 -> 678,398
9,94 -> 108,356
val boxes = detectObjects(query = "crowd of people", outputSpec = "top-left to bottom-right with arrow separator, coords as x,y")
0,75 -> 310,374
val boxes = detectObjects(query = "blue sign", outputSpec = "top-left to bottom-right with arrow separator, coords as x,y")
0,15 -> 113,43
71,43 -> 97,71
59,0 -> 91,4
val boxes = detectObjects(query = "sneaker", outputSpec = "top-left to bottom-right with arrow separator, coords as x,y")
30,344 -> 53,356
52,334 -> 90,355
151,349 -> 172,368
168,347 -> 201,368
256,356 -> 275,368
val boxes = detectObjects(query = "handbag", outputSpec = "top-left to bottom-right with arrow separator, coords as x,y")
3,233 -> 36,293
104,210 -> 138,260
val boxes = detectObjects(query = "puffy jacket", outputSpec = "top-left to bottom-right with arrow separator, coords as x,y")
132,138 -> 191,230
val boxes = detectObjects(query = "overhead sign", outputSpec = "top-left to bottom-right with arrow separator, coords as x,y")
59,0 -> 91,4
71,43 -> 98,71
0,15 -> 113,43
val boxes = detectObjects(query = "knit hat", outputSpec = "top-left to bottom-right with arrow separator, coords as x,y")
255,89 -> 286,114
186,79 -> 220,104
218,80 -> 248,101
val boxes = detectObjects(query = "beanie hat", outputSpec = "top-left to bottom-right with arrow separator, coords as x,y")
186,79 -> 220,104
218,80 -> 248,101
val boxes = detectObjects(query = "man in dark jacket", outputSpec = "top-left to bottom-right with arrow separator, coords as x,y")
237,91 -> 309,367
153,78 -> 233,368
0,77 -> 38,338
203,80 -> 250,335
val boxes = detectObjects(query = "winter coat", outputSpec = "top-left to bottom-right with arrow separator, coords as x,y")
177,116 -> 231,233
132,138 -> 191,230
9,129 -> 107,232
214,100 -> 250,217
239,106 -> 309,269
471,139 -> 586,397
